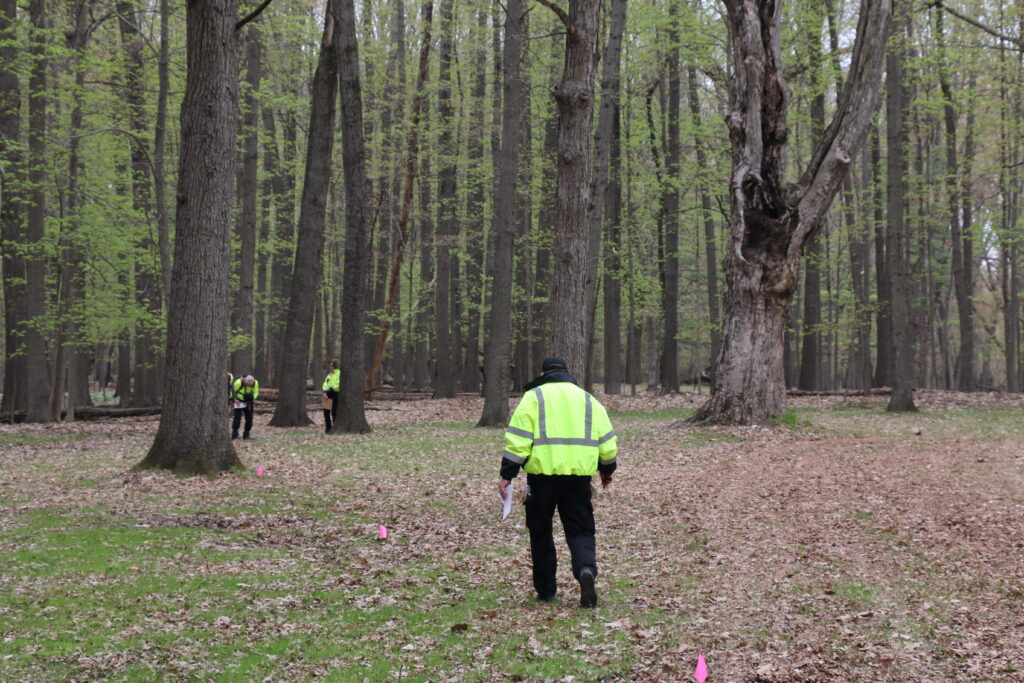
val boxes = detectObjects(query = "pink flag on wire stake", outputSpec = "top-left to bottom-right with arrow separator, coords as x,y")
256,466 -> 263,477
378,525 -> 388,540
694,654 -> 707,683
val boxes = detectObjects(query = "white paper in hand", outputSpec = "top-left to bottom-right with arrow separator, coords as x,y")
499,482 -> 514,520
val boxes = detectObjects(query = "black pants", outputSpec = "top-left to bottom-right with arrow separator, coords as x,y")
524,473 -> 597,600
322,390 -> 338,432
232,404 -> 253,438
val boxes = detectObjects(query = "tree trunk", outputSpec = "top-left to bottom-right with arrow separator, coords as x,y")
798,81 -> 827,392
688,64 -> 721,386
935,8 -> 974,392
52,0 -> 93,420
366,2 -> 433,397
691,0 -> 891,425
334,0 -> 373,433
531,35 -> 563,377
870,125 -> 891,388
658,0 -> 681,394
155,0 -> 172,308
231,28 -> 261,375
24,0 -> 51,423
602,104 -> 623,395
549,0 -> 600,375
118,1 -> 161,409
414,118 -> 433,390
433,0 -> 457,398
268,2 -> 341,427
478,0 -> 526,426
960,74 -> 978,390
798,235 -> 823,390
585,0 -> 627,389
459,6 -> 488,393
138,0 -> 242,473
825,0 -> 870,391
264,107 -> 296,387
885,7 -> 917,412
0,0 -> 26,415
513,92 -> 533,393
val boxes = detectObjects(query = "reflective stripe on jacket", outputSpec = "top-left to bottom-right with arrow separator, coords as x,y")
231,378 -> 259,402
503,382 -> 617,476
322,369 -> 341,392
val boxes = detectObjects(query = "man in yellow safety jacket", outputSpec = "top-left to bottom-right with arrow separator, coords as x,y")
498,356 -> 618,608
322,359 -> 341,433
230,375 -> 259,440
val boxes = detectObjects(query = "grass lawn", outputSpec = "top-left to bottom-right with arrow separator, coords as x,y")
1,391 -> 1023,681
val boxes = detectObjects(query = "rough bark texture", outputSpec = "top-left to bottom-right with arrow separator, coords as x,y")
478,0 -> 526,427
231,29 -> 261,375
334,0 -> 372,433
268,3 -> 340,427
0,0 -> 26,414
549,0 -> 600,376
138,0 -> 242,473
690,0 -> 891,425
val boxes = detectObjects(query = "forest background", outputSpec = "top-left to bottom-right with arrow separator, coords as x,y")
0,0 -> 1022,423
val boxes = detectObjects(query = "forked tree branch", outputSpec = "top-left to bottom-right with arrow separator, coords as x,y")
789,0 -> 892,262
532,0 -> 572,35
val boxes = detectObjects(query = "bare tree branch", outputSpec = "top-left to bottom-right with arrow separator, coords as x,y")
236,0 -> 273,31
928,1 -> 1023,50
532,0 -> 571,34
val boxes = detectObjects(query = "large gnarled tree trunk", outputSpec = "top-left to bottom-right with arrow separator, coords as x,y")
139,0 -> 241,473
690,0 -> 891,425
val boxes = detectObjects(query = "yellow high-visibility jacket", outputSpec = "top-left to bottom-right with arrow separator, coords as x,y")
323,369 -> 341,392
503,382 -> 617,476
231,378 -> 259,403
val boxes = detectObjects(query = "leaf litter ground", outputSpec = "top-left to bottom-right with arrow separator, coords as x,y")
1,390 -> 1023,681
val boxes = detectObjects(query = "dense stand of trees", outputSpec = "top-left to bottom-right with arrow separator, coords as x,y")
1,0 -> 1023,443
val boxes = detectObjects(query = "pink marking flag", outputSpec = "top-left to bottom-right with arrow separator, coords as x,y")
378,525 -> 388,540
694,654 -> 707,683
257,466 -> 263,477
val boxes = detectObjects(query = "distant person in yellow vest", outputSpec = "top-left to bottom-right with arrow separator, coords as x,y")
322,359 -> 341,433
498,357 -> 618,608
230,375 -> 259,440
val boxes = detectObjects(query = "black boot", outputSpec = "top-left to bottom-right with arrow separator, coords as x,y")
231,431 -> 239,440
579,567 -> 597,608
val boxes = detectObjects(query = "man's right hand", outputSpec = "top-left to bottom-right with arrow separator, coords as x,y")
599,472 -> 612,489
